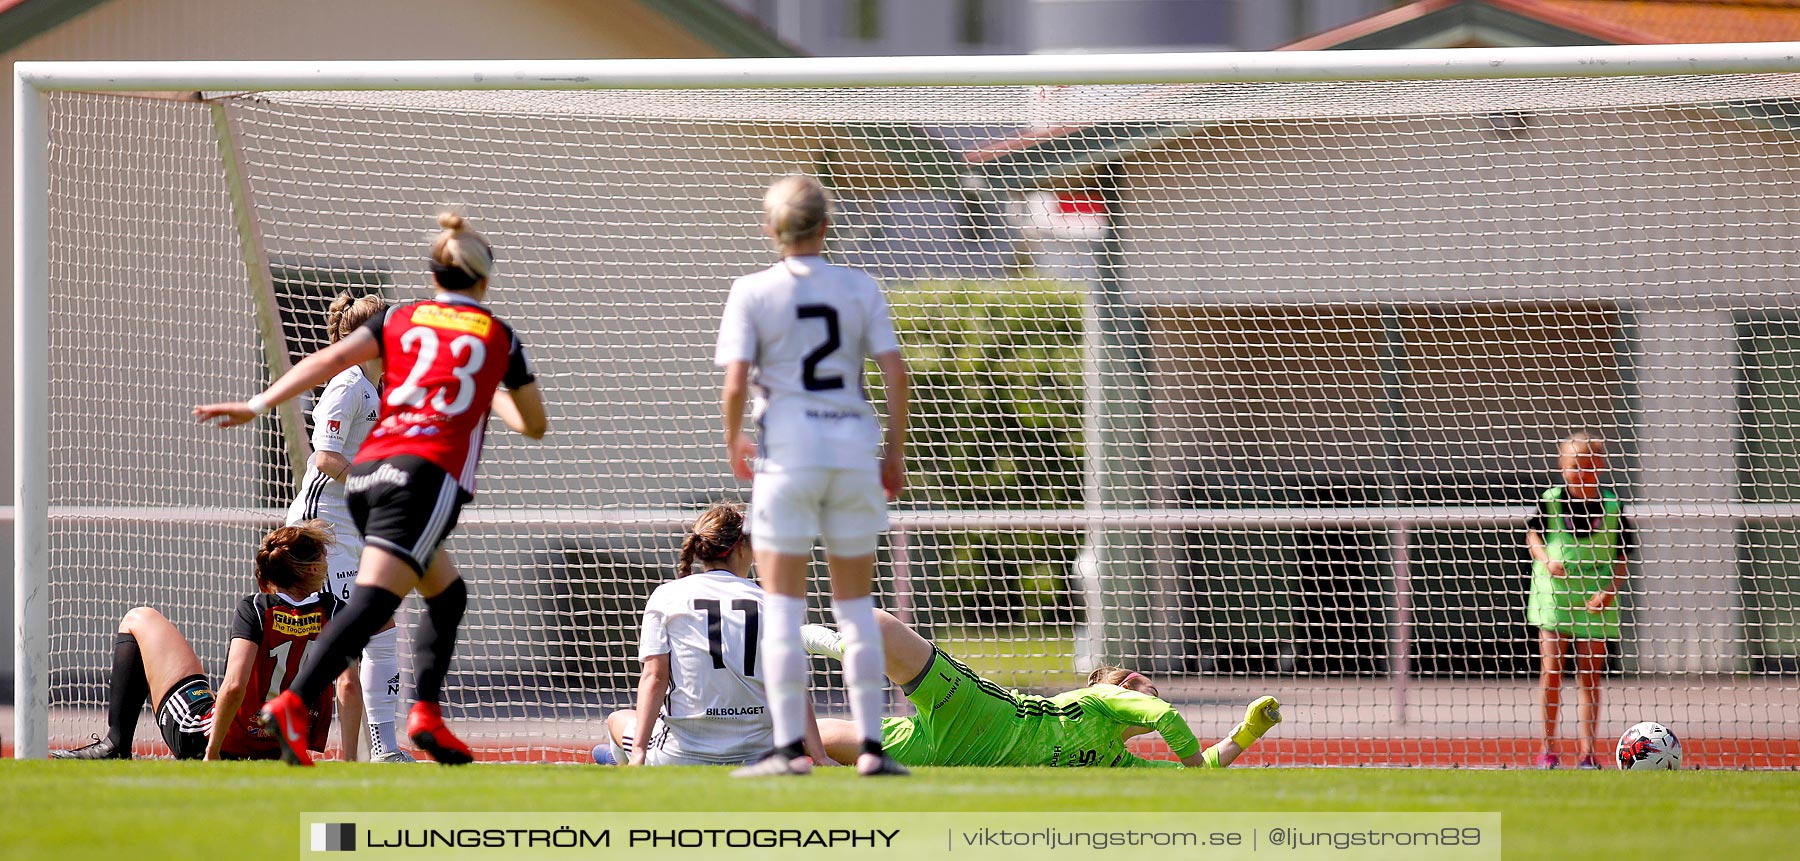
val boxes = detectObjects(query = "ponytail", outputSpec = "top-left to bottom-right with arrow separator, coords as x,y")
677,504 -> 747,578
257,521 -> 331,592
326,292 -> 387,344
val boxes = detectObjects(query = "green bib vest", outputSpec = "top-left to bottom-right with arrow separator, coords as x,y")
1527,486 -> 1622,639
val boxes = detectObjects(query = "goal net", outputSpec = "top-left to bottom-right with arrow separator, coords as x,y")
18,50 -> 1800,766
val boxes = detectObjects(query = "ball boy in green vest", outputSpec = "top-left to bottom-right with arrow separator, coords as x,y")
1525,431 -> 1635,769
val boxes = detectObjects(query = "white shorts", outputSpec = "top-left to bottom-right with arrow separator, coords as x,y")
627,716 -> 768,767
644,736 -> 747,767
750,467 -> 888,557
324,538 -> 363,603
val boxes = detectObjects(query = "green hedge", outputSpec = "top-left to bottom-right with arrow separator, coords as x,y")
882,280 -> 1086,625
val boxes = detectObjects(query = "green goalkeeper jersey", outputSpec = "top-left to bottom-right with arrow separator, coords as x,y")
881,649 -> 1201,768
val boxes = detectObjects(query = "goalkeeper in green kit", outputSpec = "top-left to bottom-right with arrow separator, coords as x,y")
805,611 -> 1280,768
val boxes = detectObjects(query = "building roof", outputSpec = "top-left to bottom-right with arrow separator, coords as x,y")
974,0 -> 1800,188
1289,0 -> 1800,50
651,0 -> 800,57
0,0 -> 799,57
1535,0 -> 1800,43
0,0 -> 104,56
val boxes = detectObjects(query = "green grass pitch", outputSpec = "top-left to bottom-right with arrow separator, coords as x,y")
3,760 -> 1797,860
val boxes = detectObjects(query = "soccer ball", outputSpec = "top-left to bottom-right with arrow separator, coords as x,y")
1616,721 -> 1682,770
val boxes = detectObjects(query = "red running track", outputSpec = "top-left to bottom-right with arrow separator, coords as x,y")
12,737 -> 1797,768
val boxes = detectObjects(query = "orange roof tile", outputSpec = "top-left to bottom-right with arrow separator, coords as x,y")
976,0 -> 1800,176
1512,0 -> 1800,44
1289,1 -> 1800,50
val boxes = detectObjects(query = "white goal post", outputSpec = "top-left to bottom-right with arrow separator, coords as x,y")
18,43 -> 1800,764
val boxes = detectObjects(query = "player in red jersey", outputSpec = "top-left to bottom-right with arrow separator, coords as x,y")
51,523 -> 342,761
195,212 -> 547,765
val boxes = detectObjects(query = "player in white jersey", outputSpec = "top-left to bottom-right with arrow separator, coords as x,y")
716,175 -> 911,777
605,504 -> 830,766
281,293 -> 414,763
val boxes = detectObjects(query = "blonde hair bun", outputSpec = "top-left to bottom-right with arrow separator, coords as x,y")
430,211 -> 494,288
763,175 -> 830,248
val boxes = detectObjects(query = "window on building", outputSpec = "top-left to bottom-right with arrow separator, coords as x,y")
1737,316 -> 1800,672
255,257 -> 393,505
1299,0 -> 1318,37
269,258 -> 393,365
958,0 -> 988,45
1154,301 -> 1629,677
846,0 -> 881,41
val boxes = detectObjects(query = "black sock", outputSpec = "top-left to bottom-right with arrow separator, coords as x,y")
778,740 -> 808,760
413,578 -> 467,705
861,738 -> 886,758
290,586 -> 403,702
106,633 -> 151,749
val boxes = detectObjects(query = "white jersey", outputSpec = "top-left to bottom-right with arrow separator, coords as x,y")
637,570 -> 772,763
714,255 -> 900,472
284,365 -> 380,556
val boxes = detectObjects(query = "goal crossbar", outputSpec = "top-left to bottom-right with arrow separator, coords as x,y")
16,41 -> 1800,93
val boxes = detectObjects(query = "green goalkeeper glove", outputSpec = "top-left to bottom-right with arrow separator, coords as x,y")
1229,696 -> 1282,749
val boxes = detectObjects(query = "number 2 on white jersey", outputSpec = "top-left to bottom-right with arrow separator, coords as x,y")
386,328 -> 485,415
796,304 -> 844,392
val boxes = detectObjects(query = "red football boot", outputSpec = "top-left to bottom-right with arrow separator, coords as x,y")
407,701 -> 473,765
259,689 -> 315,767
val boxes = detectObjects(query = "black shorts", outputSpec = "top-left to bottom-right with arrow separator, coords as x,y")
347,455 -> 471,576
156,674 -> 214,760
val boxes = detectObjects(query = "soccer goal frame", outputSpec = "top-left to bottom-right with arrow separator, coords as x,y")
18,42 -> 1800,761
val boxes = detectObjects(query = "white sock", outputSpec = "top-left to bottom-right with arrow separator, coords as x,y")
833,596 -> 887,750
361,626 -> 402,756
763,594 -> 810,752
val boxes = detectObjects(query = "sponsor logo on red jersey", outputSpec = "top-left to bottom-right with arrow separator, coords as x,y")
411,303 -> 493,336
271,607 -> 324,637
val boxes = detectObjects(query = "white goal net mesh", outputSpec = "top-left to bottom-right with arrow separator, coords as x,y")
38,72 -> 1800,766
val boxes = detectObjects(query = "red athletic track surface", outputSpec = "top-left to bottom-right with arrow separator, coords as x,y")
1216,737 -> 1800,769
17,737 -> 1795,768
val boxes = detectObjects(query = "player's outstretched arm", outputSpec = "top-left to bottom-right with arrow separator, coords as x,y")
311,450 -> 352,484
1187,697 -> 1283,769
334,669 -> 365,762
874,350 -> 909,500
802,697 -> 837,767
625,654 -> 672,766
205,638 -> 258,760
1527,528 -> 1565,578
492,383 -> 547,439
194,330 -> 379,428
720,361 -> 755,480
1588,557 -> 1627,612
1086,686 -> 1205,765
